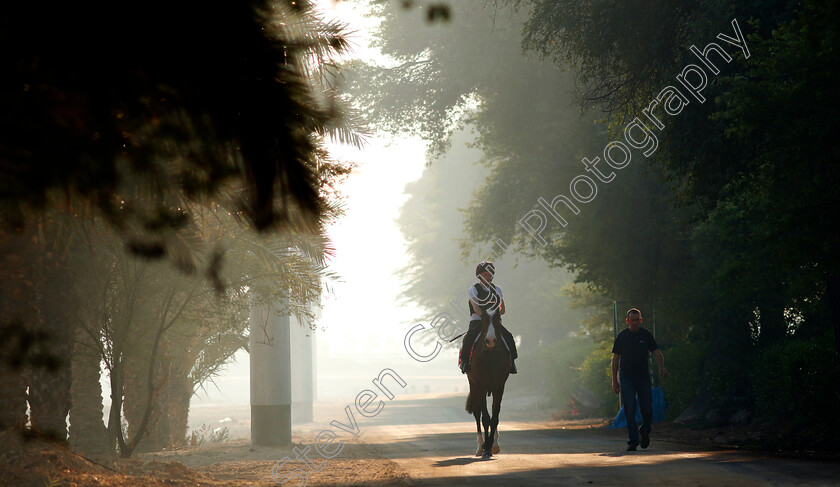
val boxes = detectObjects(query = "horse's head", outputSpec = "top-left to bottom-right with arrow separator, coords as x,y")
481,312 -> 502,349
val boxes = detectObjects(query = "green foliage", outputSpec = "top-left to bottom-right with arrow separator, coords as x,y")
529,335 -> 705,421
560,284 -> 614,343
518,337 -> 596,407
576,340 -> 617,417
520,0 -> 696,119
41,475 -> 61,487
751,335 -> 840,449
685,0 -> 840,348
189,423 -> 231,446
658,342 -> 706,420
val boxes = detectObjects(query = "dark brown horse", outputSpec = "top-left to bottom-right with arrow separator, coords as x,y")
465,311 -> 510,458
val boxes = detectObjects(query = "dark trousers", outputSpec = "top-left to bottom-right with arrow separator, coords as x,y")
619,371 -> 652,446
460,319 -> 518,363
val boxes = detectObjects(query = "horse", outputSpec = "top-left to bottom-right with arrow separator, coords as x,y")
465,310 -> 510,458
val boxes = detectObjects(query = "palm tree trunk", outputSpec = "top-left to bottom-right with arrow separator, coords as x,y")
0,362 -> 27,430
123,347 -> 162,453
69,329 -> 112,455
166,363 -> 192,447
27,263 -> 74,440
0,232 -> 37,431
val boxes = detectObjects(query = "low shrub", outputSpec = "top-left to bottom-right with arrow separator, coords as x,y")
750,334 -> 840,450
658,342 -> 707,420
576,340 -> 617,417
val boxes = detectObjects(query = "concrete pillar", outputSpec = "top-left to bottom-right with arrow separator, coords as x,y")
290,314 -> 314,424
249,299 -> 291,446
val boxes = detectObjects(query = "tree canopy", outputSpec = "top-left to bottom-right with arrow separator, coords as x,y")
352,0 -> 840,444
1,0 -> 359,266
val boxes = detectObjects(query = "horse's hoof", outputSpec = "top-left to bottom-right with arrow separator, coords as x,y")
492,444 -> 500,454
482,451 -> 492,459
475,449 -> 482,456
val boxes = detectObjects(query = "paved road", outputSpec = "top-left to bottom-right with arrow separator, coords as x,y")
345,393 -> 840,486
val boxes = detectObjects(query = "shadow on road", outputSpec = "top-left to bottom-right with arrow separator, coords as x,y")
598,450 -> 672,457
363,427 -> 637,458
432,456 -> 492,467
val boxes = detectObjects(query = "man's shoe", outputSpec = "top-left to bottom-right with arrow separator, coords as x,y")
626,445 -> 637,451
509,362 -> 518,374
640,432 -> 650,449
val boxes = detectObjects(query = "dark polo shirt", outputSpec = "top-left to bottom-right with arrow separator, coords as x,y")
612,327 -> 658,375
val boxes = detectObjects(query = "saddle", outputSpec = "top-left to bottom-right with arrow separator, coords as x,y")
459,323 -> 513,366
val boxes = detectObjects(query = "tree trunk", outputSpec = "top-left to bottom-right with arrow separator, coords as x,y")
107,358 -> 128,456
0,363 -> 27,430
166,366 -> 192,447
127,348 -> 192,450
123,348 -> 163,453
27,355 -> 71,440
27,262 -> 75,440
123,325 -> 174,453
69,330 -> 112,455
0,231 -> 38,431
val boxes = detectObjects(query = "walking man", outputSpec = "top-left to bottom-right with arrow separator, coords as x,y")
611,308 -> 668,451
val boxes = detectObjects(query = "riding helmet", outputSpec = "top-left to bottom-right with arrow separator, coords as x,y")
475,261 -> 495,276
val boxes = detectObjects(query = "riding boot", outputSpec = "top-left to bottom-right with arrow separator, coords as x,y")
459,345 -> 470,373
460,320 -> 482,374
500,325 -> 518,374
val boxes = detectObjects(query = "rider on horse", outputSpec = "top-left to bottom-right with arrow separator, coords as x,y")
459,261 -> 518,375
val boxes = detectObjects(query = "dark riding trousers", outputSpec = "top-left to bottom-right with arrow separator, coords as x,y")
461,318 -> 518,362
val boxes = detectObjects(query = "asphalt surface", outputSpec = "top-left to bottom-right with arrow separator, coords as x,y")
343,392 -> 840,486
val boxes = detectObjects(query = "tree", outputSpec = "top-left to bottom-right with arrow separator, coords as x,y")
512,0 -> 840,351
699,0 -> 840,351
1,0 -> 358,449
0,0 -> 359,264
519,0 -> 699,119
64,200 -> 335,456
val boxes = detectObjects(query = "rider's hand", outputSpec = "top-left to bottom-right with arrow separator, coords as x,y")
612,381 -> 620,395
659,367 -> 669,378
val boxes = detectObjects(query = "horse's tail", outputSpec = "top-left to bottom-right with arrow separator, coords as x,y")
466,387 -> 480,414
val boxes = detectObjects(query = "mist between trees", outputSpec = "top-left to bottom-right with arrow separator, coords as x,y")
352,0 -> 840,450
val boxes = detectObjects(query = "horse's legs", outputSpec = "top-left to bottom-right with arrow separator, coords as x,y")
480,400 -> 492,458
473,409 -> 483,456
490,393 -> 502,455
483,388 -> 504,457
